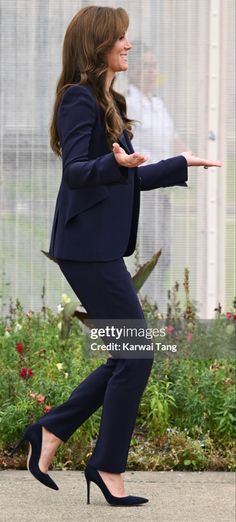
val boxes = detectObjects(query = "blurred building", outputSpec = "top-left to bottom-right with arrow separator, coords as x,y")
0,0 -> 235,318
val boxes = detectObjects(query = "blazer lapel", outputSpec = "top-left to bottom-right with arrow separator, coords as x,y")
118,130 -> 134,154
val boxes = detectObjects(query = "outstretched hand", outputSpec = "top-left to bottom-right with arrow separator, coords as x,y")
180,151 -> 222,168
113,143 -> 222,169
113,142 -> 148,167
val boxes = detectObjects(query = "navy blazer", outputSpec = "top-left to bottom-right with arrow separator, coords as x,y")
48,84 -> 188,261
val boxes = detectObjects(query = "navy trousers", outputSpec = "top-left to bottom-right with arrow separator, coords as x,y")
38,258 -> 154,473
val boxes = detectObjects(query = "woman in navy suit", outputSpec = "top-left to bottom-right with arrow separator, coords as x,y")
12,6 -> 221,506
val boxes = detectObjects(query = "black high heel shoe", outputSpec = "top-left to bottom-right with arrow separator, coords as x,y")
10,423 -> 59,491
84,464 -> 149,506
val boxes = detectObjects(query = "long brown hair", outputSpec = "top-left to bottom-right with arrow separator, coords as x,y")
50,6 -> 134,157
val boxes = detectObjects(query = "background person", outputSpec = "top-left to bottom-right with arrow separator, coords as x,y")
126,41 -> 187,312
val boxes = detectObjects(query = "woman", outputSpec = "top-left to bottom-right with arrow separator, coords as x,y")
12,6 -> 221,507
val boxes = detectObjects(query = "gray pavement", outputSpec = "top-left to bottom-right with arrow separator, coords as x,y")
0,470 -> 235,522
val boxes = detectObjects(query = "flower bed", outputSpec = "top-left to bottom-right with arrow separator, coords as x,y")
0,281 -> 235,471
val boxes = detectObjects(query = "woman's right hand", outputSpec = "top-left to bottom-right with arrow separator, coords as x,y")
113,143 -> 148,168
180,150 -> 222,168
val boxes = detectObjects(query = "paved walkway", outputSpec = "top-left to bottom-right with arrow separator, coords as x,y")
0,470 -> 235,522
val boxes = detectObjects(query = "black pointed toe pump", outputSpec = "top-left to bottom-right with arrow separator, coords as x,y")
84,464 -> 149,506
10,423 -> 59,491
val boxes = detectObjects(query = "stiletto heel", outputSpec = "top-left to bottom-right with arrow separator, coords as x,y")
10,434 -> 27,456
86,478 -> 90,504
10,423 -> 59,491
84,464 -> 148,506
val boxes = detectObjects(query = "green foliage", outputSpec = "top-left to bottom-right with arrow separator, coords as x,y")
0,271 -> 235,471
139,378 -> 176,437
0,299 -> 103,450
132,250 -> 162,293
147,358 -> 236,442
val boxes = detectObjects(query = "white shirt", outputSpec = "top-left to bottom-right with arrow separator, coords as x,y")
126,84 -> 176,161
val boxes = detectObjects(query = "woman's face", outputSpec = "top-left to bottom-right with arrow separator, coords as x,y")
106,33 -> 132,74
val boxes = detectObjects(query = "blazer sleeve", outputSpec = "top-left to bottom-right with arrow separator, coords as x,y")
58,85 -> 128,189
137,155 -> 188,191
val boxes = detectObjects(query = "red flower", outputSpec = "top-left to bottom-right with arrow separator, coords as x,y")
16,342 -> 24,354
19,367 -> 33,379
233,315 -> 236,321
226,312 -> 233,319
44,405 -> 51,413
19,368 -> 27,379
165,325 -> 175,335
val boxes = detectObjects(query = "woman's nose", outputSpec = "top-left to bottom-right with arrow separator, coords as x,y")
125,38 -> 132,50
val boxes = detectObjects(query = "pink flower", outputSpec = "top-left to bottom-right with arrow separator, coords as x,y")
165,325 -> 175,335
186,332 -> 193,343
19,367 -> 33,379
37,394 -> 45,404
210,362 -> 220,371
44,405 -> 52,413
225,312 -> 236,320
16,342 -> 24,354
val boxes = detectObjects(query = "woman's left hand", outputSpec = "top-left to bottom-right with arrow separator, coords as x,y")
180,151 -> 222,168
112,142 -> 148,167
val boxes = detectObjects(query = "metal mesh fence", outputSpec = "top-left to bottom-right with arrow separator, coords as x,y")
0,0 -> 235,318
